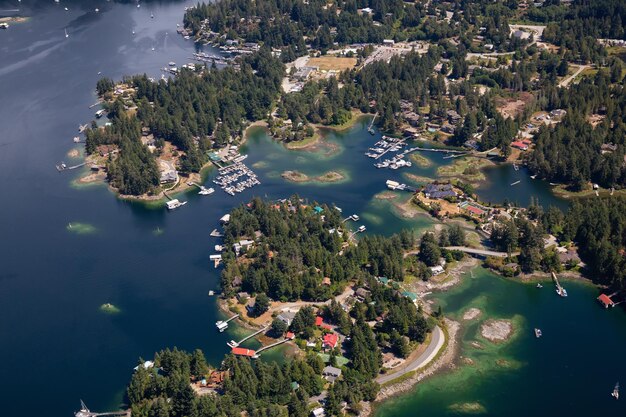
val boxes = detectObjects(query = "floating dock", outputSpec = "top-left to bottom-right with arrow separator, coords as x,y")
215,314 -> 239,332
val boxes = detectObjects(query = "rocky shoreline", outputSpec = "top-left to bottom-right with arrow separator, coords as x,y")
361,318 -> 460,417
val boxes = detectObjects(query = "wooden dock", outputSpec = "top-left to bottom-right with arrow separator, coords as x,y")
56,162 -> 86,172
228,325 -> 270,348
253,336 -> 293,358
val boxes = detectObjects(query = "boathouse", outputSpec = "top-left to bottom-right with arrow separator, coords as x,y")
598,294 -> 615,308
231,347 -> 256,357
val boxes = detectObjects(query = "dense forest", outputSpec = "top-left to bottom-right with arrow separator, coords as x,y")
127,348 -> 325,417
184,0 -> 426,52
560,197 -> 626,291
533,0 -> 625,63
85,113 -> 160,195
526,72 -> 626,189
219,197 -> 416,300
130,49 -> 284,171
485,195 -> 626,292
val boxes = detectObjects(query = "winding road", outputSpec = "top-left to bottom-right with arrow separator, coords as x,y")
376,325 -> 445,385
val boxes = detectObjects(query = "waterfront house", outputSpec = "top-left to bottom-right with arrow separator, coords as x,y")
430,265 -> 445,276
558,249 -> 581,266
423,183 -> 457,199
237,292 -> 250,302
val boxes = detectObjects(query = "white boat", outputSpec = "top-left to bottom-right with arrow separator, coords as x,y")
95,109 -> 106,118
352,214 -> 360,221
0,23 -> 9,29
612,382 -> 619,400
536,283 -> 543,288
73,136 -> 81,143
534,328 -> 542,338
358,225 -> 366,232
65,28 -> 69,38
166,199 -> 186,210
168,61 -> 176,66
220,214 -> 231,224
199,187 -> 215,195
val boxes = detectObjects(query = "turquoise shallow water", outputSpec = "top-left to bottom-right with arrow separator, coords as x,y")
375,269 -> 626,416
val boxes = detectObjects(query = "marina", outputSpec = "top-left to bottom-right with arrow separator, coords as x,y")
212,161 -> 261,196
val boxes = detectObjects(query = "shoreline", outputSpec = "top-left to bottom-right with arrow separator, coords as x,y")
362,318 -> 460,417
283,111 -> 369,150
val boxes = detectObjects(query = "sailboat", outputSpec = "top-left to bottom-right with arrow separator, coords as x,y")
65,28 -> 69,38
612,382 -> 619,400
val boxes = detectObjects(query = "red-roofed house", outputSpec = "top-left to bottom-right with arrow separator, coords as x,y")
598,294 -> 615,308
315,316 -> 324,326
286,332 -> 295,340
232,347 -> 256,357
511,141 -> 528,151
323,333 -> 339,349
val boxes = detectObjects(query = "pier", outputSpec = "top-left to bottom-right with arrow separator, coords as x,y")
342,214 -> 360,223
210,229 -> 224,237
253,335 -> 294,358
56,162 -> 86,172
227,324 -> 270,348
552,272 -> 568,297
215,314 -> 239,332
367,112 -> 378,134
75,400 -> 129,417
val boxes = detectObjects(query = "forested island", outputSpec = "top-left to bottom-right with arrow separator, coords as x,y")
126,197 -> 442,417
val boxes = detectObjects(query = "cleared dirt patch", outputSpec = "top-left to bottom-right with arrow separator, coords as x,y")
308,56 -> 357,71
496,92 -> 534,119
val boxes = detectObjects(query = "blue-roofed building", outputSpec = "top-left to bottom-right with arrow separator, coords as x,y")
423,183 -> 457,199
314,206 -> 324,214
401,290 -> 418,302
377,277 -> 390,285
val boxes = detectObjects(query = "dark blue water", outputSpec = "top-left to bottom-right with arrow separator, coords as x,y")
0,2 -> 589,417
